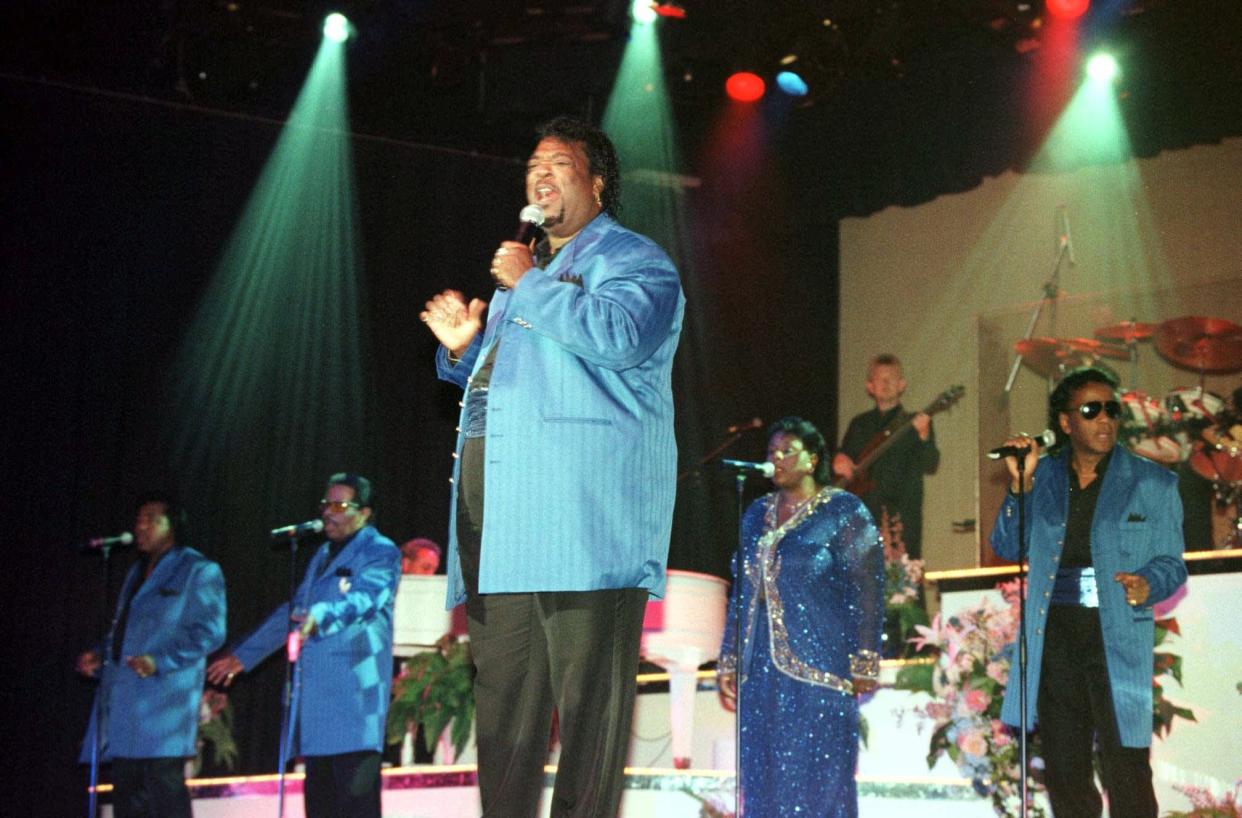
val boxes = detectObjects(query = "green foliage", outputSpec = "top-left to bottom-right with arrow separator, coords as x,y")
196,695 -> 238,772
893,661 -> 934,694
1151,617 -> 1195,738
387,642 -> 476,759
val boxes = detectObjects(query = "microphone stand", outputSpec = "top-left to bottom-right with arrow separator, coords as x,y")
86,541 -> 120,818
717,463 -> 762,818
1004,239 -> 1071,397
1016,456 -> 1030,818
275,533 -> 311,818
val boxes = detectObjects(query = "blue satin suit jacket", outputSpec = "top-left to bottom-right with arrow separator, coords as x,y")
81,546 -> 226,761
232,525 -> 400,756
435,213 -> 685,607
991,446 -> 1187,747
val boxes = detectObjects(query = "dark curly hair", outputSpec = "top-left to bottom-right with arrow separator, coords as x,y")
536,115 -> 621,217
766,416 -> 833,485
1047,366 -> 1120,452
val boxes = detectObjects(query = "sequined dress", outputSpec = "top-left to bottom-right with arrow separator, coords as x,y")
718,487 -> 884,818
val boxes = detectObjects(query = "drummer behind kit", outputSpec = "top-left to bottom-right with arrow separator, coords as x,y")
1013,315 -> 1242,549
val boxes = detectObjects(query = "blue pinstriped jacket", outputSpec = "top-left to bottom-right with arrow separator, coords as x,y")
436,213 -> 684,607
991,446 -> 1187,747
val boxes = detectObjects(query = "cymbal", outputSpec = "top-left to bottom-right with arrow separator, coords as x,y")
1095,320 -> 1157,344
1014,337 -> 1126,378
1155,316 -> 1242,373
1061,337 -> 1130,360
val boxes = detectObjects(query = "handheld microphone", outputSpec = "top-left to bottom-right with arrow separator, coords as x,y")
515,204 -> 545,245
987,429 -> 1057,460
83,532 -> 134,549
270,519 -> 325,539
720,459 -> 776,478
725,417 -> 764,434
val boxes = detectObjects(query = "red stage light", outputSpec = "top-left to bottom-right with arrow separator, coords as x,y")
725,72 -> 765,103
1046,0 -> 1089,20
652,3 -> 687,19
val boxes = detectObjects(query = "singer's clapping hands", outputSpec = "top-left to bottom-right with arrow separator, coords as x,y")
420,289 -> 487,358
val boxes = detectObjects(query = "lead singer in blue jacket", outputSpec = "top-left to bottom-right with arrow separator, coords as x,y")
208,473 -> 400,818
421,115 -> 683,818
77,493 -> 226,818
992,367 -> 1187,818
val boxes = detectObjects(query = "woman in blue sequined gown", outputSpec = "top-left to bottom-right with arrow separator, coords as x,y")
718,416 -> 884,818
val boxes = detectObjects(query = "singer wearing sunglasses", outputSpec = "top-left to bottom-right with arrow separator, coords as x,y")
991,366 -> 1187,818
207,473 -> 400,818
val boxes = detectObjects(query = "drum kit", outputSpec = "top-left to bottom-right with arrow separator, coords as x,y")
1015,315 -> 1242,548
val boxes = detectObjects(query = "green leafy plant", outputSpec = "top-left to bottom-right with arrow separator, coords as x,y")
386,640 -> 475,759
1152,616 -> 1196,737
195,689 -> 238,773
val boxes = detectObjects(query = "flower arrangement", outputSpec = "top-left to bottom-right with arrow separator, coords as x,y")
194,688 -> 238,774
1164,781 -> 1242,818
898,578 -> 1044,818
878,508 -> 931,659
386,639 -> 475,760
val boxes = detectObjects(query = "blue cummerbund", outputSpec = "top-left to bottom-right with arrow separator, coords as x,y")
1051,566 -> 1099,608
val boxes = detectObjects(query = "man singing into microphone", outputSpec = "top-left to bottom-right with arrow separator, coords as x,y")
992,366 -> 1186,818
421,115 -> 684,817
207,474 -> 400,818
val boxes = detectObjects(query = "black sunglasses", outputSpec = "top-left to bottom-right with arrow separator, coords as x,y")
1073,400 -> 1122,420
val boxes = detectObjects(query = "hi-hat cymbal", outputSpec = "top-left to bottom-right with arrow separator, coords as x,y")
1015,337 -> 1125,378
1095,321 -> 1157,344
1155,316 -> 1242,373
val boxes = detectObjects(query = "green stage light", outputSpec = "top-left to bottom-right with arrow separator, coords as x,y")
1087,53 -> 1119,84
323,13 -> 350,43
631,0 -> 657,25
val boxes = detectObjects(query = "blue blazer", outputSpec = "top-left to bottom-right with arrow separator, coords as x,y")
991,446 -> 1187,747
80,546 -> 226,761
436,213 -> 685,606
232,525 -> 400,756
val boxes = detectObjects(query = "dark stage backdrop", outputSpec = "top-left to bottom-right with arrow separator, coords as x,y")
2,77 -> 838,814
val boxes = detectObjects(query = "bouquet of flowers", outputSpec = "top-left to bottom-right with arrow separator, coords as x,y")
1164,781 -> 1242,818
899,579 -> 1045,818
878,508 -> 931,659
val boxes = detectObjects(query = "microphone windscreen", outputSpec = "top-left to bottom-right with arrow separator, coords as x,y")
519,204 -> 545,226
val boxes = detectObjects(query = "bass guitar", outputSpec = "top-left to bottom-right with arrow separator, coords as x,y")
835,385 -> 965,496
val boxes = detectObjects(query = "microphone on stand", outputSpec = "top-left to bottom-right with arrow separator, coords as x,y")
720,459 -> 776,478
987,429 -> 1057,460
725,417 -> 764,434
81,532 -> 134,550
1057,205 -> 1076,267
270,519 -> 325,540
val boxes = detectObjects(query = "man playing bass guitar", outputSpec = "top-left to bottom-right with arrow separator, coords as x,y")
833,354 -> 942,559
